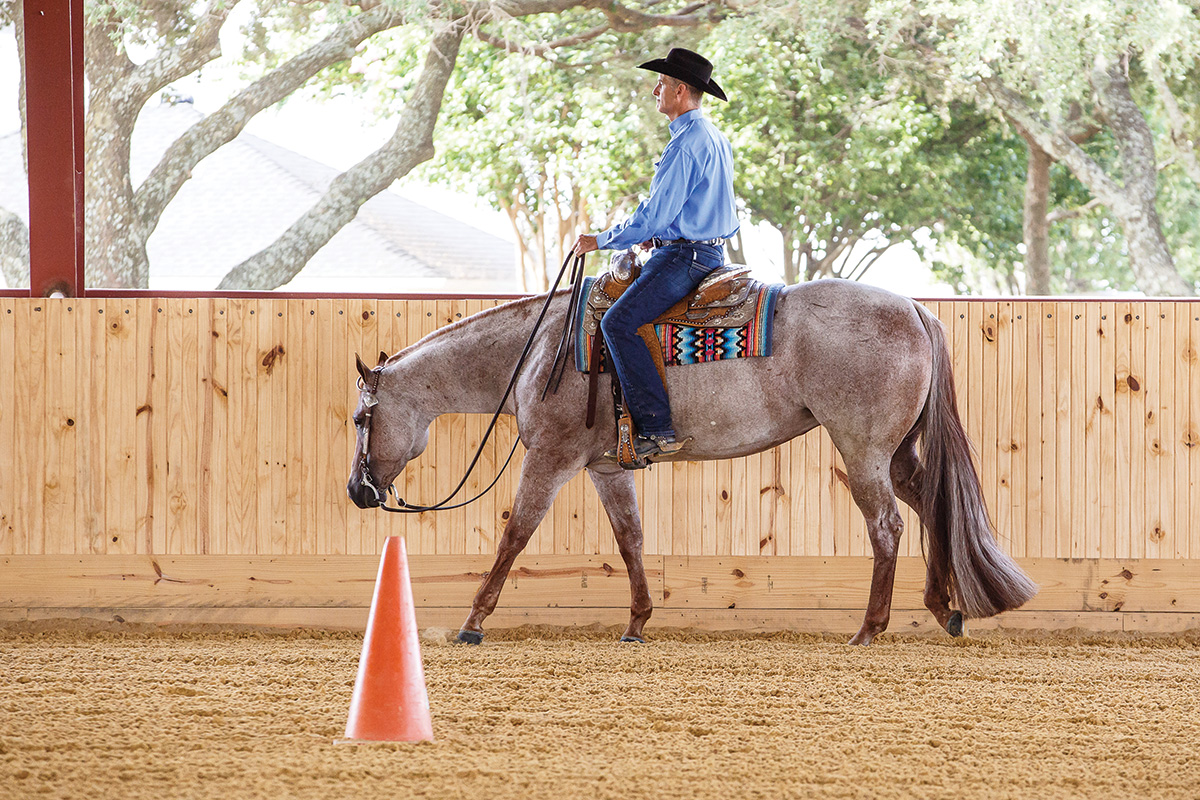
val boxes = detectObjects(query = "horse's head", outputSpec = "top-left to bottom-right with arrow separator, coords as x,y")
346,351 -> 430,509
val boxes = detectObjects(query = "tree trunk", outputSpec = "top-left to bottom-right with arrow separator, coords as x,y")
0,208 -> 29,288
780,225 -> 798,284
217,22 -> 465,289
1021,133 -> 1052,295
1091,57 -> 1191,296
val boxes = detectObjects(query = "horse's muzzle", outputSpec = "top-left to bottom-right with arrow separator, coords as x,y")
346,476 -> 382,509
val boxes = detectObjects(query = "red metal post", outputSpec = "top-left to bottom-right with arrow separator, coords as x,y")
22,0 -> 86,297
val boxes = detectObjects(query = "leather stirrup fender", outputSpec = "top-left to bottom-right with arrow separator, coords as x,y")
616,412 -> 646,470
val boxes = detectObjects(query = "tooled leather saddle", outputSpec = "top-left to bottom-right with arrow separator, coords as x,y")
576,251 -> 772,439
580,251 -> 765,337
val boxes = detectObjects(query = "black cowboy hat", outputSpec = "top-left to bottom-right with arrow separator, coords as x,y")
638,48 -> 727,102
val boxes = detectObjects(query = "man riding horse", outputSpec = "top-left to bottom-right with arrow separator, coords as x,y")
572,48 -> 739,466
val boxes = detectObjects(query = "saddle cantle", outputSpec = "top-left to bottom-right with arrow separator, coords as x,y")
581,256 -> 765,338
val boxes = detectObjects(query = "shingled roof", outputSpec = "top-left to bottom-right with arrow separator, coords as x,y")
0,101 -> 518,293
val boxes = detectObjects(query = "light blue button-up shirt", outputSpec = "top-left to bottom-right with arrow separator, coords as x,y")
596,109 -> 738,251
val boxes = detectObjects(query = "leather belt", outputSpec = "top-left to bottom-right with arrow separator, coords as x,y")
651,237 -> 725,248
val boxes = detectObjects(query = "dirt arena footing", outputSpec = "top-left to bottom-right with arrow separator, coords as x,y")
2,621 -> 1199,800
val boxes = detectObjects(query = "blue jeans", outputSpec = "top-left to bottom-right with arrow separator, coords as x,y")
599,243 -> 725,437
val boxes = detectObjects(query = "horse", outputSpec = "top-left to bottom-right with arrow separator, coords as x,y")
346,278 -> 1037,646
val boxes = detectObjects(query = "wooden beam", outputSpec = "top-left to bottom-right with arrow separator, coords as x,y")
21,0 -> 86,297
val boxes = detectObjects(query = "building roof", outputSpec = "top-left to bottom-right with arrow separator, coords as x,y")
0,100 -> 518,293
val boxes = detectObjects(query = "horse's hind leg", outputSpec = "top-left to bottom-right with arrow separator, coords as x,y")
587,463 -> 653,642
890,435 -> 957,635
842,450 -> 907,646
458,454 -> 578,644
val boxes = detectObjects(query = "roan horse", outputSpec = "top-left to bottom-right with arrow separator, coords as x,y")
347,278 -> 1037,645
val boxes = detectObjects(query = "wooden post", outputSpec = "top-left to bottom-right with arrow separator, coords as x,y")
22,0 -> 87,297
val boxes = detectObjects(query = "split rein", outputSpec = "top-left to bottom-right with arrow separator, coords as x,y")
357,252 -> 589,513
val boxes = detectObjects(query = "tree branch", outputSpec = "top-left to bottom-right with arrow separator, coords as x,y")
216,20 -> 467,289
127,0 -> 240,103
135,3 -> 406,227
1045,197 -> 1103,224
1146,53 -> 1200,186
982,76 -> 1127,213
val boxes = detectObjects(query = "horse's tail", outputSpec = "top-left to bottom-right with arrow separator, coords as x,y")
911,302 -> 1038,619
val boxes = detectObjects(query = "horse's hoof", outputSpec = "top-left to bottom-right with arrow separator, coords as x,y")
456,629 -> 484,645
946,611 -> 965,638
619,635 -> 645,644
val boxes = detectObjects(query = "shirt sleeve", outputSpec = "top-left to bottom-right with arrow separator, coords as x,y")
596,145 -> 697,251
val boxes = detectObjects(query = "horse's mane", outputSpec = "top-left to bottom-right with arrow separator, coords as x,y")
383,291 -> 568,367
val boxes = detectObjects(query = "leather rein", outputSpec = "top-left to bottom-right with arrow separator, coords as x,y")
356,253 -> 588,514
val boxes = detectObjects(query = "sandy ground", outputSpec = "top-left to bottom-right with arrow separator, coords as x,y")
2,622 -> 1199,800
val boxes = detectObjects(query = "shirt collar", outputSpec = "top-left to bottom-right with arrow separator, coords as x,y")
669,108 -> 702,138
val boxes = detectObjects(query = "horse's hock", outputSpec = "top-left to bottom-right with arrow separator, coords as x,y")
1,295 -> 1199,635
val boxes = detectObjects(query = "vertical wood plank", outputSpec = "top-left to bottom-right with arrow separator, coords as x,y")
1069,302 -> 1087,558
716,457 -> 732,556
1129,303 -> 1147,559
1098,302 -> 1116,559
134,299 -> 154,554
331,299 -> 354,555
314,298 -> 333,557
206,300 -> 229,557
13,301 -> 46,553
671,461 -> 688,555
78,301 -> 106,554
1158,303 -> 1179,560
819,434 -> 836,556
44,301 -> 76,554
980,302 -> 999,547
1176,304 -> 1195,559
1008,301 -> 1027,558
1189,306 -> 1200,561
284,300 -> 304,555
1023,301 -> 1043,559
804,429 -> 821,558
183,300 -> 202,555
994,302 -> 1013,554
730,453 -> 747,557
193,299 -> 213,556
1144,305 -> 1163,559
225,299 -> 256,555
1040,303 -> 1058,559
0,300 -> 15,553
1054,303 -> 1073,558
1083,302 -> 1101,558
1114,302 -> 1133,559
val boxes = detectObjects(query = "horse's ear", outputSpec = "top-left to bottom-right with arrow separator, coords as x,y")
355,353 -> 371,382
377,351 -> 388,368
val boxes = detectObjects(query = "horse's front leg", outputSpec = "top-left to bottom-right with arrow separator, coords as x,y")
587,463 -> 652,642
458,453 -> 578,644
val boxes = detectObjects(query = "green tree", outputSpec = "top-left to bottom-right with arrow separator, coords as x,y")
857,0 -> 1200,295
705,22 -> 1025,286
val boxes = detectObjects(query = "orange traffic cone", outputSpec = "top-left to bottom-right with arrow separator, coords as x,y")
339,536 -> 434,743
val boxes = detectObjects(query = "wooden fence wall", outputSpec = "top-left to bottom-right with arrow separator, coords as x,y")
1,296 -> 1199,633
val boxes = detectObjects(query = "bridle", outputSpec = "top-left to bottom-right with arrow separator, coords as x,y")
354,252 -> 588,514
354,362 -> 389,507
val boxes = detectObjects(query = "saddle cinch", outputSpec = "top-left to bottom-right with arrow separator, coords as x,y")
577,251 -> 774,467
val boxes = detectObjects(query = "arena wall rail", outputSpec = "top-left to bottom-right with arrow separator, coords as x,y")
1,295 -> 1198,635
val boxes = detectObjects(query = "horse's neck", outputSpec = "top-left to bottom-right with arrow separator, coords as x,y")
400,295 -> 552,416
